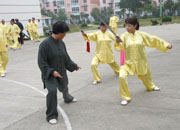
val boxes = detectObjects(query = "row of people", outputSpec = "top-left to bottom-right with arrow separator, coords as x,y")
0,18 -> 40,77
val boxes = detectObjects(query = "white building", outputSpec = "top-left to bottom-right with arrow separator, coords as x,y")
0,0 -> 43,35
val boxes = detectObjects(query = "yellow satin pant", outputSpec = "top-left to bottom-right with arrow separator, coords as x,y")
91,56 -> 119,82
6,36 -> 13,48
0,51 -> 8,74
12,36 -> 21,49
119,65 -> 155,101
112,27 -> 118,36
31,31 -> 39,41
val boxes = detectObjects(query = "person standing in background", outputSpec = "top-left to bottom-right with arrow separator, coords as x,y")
15,19 -> 24,45
26,19 -> 33,40
31,17 -> 40,42
109,13 -> 119,35
0,24 -> 8,77
9,19 -> 21,50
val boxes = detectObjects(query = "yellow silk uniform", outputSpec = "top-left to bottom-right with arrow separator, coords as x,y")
114,30 -> 170,101
0,27 -> 8,74
84,31 -> 119,82
109,16 -> 119,35
9,24 -> 21,49
31,21 -> 39,41
0,23 -> 13,48
26,22 -> 33,40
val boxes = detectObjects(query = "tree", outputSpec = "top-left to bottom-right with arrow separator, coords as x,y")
164,0 -> 174,15
91,8 -> 101,23
57,9 -> 67,22
41,8 -> 47,16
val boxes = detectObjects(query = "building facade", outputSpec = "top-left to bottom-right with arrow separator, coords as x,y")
0,0 -> 43,35
40,0 -> 121,16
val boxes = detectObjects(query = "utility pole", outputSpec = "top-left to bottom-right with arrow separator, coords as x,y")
160,0 -> 162,25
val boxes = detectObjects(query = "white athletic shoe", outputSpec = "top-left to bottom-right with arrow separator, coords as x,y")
121,100 -> 128,106
49,119 -> 57,124
153,86 -> 160,91
72,98 -> 78,102
4,70 -> 7,74
92,81 -> 101,85
1,73 -> 5,77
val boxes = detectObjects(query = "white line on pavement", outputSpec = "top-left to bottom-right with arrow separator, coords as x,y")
0,78 -> 72,130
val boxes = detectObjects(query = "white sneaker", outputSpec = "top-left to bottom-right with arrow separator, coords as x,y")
153,86 -> 160,91
92,81 -> 101,85
49,119 -> 57,124
121,100 -> 128,106
72,98 -> 78,102
1,73 -> 5,77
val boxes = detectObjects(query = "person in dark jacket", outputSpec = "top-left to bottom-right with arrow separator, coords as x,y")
38,21 -> 81,124
15,19 -> 24,44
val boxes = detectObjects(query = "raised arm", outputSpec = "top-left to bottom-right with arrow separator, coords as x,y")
140,31 -> 172,52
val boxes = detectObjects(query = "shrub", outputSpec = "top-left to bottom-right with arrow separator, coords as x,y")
151,20 -> 158,25
80,23 -> 87,28
162,16 -> 172,22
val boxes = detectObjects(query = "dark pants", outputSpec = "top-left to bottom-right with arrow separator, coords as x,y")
45,83 -> 73,121
18,32 -> 24,45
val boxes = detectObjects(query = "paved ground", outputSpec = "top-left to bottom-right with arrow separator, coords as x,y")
0,24 -> 180,130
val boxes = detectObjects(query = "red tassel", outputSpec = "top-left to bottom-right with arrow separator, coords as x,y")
86,40 -> 90,52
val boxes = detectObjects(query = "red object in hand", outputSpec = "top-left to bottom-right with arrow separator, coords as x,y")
86,40 -> 90,52
120,50 -> 125,65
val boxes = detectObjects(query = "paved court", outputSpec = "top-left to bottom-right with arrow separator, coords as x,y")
0,24 -> 180,130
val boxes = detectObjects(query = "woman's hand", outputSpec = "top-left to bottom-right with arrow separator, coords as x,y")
116,36 -> 122,43
53,71 -> 63,78
167,44 -> 173,49
76,66 -> 81,71
81,31 -> 88,38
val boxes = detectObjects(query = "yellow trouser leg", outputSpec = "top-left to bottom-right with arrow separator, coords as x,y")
137,66 -> 155,91
34,32 -> 39,40
29,32 -> 33,40
12,36 -> 21,49
91,56 -> 101,82
119,68 -> 131,101
6,37 -> 13,48
108,61 -> 120,74
112,27 -> 118,36
0,51 -> 8,74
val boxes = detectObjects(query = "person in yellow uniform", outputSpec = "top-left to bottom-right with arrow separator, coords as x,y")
0,25 -> 8,77
0,19 -> 13,48
109,13 -> 119,35
81,22 -> 120,85
26,19 -> 33,40
114,17 -> 173,105
31,17 -> 40,42
9,19 -> 21,49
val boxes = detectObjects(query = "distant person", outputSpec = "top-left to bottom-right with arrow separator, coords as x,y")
38,21 -> 81,124
15,19 -> 24,45
0,19 -> 13,48
81,22 -> 120,85
109,13 -> 119,35
0,22 -> 8,77
26,19 -> 33,40
9,19 -> 21,49
31,17 -> 40,42
114,17 -> 173,106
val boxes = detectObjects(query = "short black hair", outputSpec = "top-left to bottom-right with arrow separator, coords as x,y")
100,22 -> 106,26
125,16 -> 140,30
52,21 -> 69,34
10,19 -> 15,23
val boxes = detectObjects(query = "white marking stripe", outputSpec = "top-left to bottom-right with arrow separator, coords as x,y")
0,78 -> 72,130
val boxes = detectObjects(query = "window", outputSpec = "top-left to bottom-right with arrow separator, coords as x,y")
71,0 -> 78,5
83,0 -> 87,3
109,3 -> 113,8
54,9 -> 57,14
72,7 -> 79,13
115,3 -> 119,9
47,10 -> 50,13
46,2 -> 49,7
58,0 -> 64,6
84,5 -> 88,11
53,1 -> 57,6
103,0 -> 106,4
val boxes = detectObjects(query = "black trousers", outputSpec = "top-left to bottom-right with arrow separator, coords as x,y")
45,83 -> 74,121
18,32 -> 24,44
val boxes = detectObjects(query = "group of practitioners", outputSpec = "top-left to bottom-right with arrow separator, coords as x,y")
38,14 -> 172,124
0,17 -> 40,77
